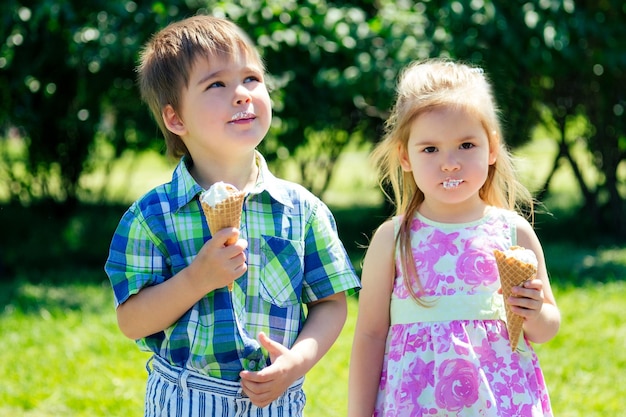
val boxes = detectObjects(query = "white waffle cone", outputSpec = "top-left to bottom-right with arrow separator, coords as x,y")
200,184 -> 245,291
494,247 -> 537,351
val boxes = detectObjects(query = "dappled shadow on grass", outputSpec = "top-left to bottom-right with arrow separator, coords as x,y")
533,209 -> 626,287
0,266 -> 112,315
0,201 -> 129,281
1,201 -> 623,308
330,204 -> 392,275
0,272 -> 112,316
337,204 -> 626,288
543,243 -> 626,288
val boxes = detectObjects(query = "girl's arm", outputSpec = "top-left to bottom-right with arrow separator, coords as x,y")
512,216 -> 561,344
348,220 -> 396,417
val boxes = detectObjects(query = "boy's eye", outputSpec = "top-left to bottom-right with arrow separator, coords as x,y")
207,81 -> 225,89
244,75 -> 261,83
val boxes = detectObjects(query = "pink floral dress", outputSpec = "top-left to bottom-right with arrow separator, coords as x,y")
374,208 -> 553,417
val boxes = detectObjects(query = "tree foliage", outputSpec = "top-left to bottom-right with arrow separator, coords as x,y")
0,0 -> 198,204
1,0 -> 624,234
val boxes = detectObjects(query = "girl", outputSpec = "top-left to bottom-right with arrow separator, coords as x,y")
347,60 -> 560,416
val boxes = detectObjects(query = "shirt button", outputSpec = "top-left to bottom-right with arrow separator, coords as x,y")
248,361 -> 256,370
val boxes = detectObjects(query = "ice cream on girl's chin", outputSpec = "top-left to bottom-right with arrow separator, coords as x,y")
443,178 -> 463,190
200,181 -> 238,207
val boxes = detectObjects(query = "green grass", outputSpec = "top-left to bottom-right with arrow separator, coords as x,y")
1,265 -> 625,416
0,279 -> 149,416
534,281 -> 626,416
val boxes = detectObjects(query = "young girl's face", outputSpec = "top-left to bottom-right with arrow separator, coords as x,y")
168,52 -> 272,161
400,106 -> 497,216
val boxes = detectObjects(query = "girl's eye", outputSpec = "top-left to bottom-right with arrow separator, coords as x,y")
460,142 -> 475,149
423,146 -> 437,153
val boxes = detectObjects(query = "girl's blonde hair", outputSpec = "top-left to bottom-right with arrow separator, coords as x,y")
137,15 -> 264,158
371,59 -> 533,304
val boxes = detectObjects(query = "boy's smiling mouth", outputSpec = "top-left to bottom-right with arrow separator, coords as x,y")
230,111 -> 256,122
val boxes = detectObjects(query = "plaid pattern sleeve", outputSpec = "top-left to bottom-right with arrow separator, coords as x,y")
301,200 -> 361,302
106,201 -> 168,307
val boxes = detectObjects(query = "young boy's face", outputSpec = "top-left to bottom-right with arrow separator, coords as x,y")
171,52 -> 272,161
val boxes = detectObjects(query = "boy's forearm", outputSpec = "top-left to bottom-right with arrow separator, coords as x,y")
289,292 -> 348,377
116,267 -> 211,340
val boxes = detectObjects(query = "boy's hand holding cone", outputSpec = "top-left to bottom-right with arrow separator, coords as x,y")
200,182 -> 245,291
493,246 -> 538,351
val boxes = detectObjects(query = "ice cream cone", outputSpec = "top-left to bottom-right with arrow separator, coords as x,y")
494,247 -> 537,351
200,183 -> 245,291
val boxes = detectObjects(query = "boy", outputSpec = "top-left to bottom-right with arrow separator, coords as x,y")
105,15 -> 360,416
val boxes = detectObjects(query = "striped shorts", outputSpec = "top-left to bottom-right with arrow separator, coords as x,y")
145,355 -> 306,417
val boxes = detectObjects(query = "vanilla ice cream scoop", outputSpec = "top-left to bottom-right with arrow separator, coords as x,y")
200,181 -> 237,207
500,246 -> 537,266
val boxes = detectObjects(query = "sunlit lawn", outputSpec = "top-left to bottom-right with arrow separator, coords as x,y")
1,269 -> 625,416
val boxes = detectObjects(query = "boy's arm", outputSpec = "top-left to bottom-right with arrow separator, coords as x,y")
116,228 -> 247,340
239,291 -> 347,408
347,220 -> 395,417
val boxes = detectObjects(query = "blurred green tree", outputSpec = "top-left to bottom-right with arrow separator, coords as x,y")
0,0 -> 624,235
529,0 -> 626,235
0,0 -> 195,206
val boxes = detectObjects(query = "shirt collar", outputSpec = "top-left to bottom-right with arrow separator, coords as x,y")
169,151 -> 293,213
250,151 -> 294,209
169,156 -> 204,213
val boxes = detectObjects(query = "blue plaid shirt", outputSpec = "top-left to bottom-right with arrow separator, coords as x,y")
105,153 -> 360,380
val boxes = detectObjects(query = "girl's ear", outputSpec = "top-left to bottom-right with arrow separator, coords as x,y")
488,148 -> 498,165
488,131 -> 499,165
162,105 -> 187,136
398,144 -> 412,172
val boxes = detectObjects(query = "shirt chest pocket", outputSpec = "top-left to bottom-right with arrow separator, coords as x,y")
259,236 -> 304,308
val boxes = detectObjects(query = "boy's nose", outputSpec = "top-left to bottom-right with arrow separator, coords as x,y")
234,86 -> 252,105
235,96 -> 251,105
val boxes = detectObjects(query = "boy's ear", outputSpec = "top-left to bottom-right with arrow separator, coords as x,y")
162,105 -> 187,136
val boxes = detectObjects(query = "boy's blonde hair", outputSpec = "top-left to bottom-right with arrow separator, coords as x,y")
137,15 -> 264,158
371,59 -> 533,303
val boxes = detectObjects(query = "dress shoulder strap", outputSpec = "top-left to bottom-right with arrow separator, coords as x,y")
392,215 -> 402,237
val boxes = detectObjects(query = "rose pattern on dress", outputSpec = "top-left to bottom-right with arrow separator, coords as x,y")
456,245 -> 498,289
435,358 -> 480,411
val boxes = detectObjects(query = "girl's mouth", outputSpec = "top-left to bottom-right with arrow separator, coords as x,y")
443,179 -> 463,190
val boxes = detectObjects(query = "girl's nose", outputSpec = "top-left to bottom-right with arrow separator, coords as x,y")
441,153 -> 460,171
